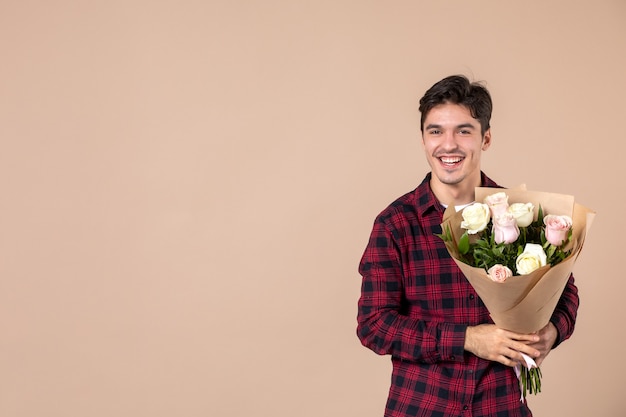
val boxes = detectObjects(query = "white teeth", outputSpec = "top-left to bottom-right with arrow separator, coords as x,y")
440,157 -> 462,163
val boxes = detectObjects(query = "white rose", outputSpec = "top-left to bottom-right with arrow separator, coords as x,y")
508,202 -> 535,228
516,243 -> 547,275
460,203 -> 491,234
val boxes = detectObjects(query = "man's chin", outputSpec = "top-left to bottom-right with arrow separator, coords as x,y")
434,172 -> 464,186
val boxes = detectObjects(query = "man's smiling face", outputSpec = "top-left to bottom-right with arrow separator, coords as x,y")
421,102 -> 491,200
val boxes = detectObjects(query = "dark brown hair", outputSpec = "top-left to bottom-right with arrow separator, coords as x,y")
419,75 -> 492,135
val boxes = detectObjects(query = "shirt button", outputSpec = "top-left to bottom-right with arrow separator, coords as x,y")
469,294 -> 475,300
463,405 -> 469,410
450,356 -> 455,360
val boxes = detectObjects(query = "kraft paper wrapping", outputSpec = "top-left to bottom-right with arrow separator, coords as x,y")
441,186 -> 595,333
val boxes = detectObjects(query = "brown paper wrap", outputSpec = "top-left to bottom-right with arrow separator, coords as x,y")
441,186 -> 595,333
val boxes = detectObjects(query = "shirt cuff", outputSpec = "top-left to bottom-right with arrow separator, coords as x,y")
439,323 -> 467,362
549,316 -> 566,348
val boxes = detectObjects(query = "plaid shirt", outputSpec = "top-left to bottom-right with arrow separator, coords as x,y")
357,172 -> 579,417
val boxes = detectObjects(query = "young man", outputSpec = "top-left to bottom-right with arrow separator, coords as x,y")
356,75 -> 579,416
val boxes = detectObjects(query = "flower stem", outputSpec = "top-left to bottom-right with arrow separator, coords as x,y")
520,366 -> 542,399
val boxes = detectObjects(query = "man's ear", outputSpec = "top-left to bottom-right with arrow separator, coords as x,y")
481,129 -> 492,151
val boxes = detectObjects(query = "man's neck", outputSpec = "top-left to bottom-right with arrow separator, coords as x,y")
430,176 -> 481,207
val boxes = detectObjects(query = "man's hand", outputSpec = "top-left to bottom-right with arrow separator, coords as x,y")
527,322 -> 558,366
464,324 -> 541,367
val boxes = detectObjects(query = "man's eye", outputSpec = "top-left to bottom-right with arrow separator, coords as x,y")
429,130 -> 441,135
459,130 -> 471,135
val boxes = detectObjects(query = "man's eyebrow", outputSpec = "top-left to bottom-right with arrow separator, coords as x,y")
424,123 -> 477,130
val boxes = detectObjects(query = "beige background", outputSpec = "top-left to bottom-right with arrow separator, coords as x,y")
1,1 -> 624,416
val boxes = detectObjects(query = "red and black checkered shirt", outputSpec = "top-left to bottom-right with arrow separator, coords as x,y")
357,172 -> 579,417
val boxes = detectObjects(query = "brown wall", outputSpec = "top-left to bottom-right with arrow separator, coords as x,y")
1,1 -> 624,416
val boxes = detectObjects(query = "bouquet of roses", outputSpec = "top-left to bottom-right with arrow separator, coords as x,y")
438,186 -> 594,400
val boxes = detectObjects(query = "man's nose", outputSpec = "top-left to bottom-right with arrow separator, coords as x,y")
441,131 -> 456,148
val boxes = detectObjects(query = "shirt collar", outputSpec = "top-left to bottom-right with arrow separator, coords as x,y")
414,171 -> 500,217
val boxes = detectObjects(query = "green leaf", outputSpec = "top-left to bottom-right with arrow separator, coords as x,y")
458,232 -> 470,255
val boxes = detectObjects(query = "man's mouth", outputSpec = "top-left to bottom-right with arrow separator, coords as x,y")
438,156 -> 464,167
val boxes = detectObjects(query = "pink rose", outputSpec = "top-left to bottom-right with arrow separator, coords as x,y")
484,192 -> 509,217
487,264 -> 513,283
544,214 -> 573,246
493,213 -> 520,244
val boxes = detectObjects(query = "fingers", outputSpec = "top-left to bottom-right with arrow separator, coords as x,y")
497,346 -> 538,367
498,353 -> 522,368
503,329 -> 540,344
512,340 -> 540,356
512,346 -> 540,363
491,330 -> 541,367
495,330 -> 539,364
465,324 -> 543,368
485,343 -> 539,368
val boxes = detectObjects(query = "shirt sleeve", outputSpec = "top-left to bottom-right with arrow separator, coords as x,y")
549,273 -> 579,348
356,218 -> 466,364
